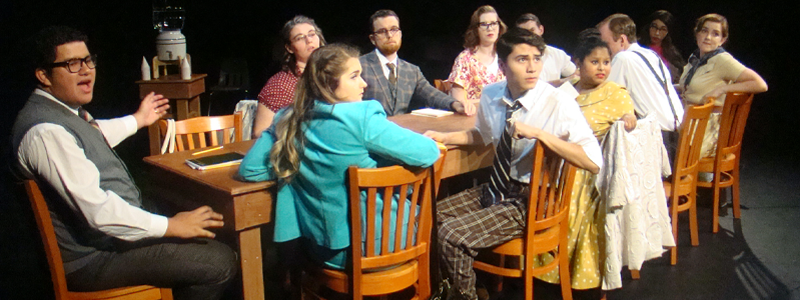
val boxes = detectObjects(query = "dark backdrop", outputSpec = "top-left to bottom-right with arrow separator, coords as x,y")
0,0 -> 794,299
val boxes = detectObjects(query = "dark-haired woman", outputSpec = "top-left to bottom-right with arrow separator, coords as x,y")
447,5 -> 507,104
253,15 -> 326,139
535,30 -> 635,291
240,44 -> 440,269
639,10 -> 685,83
679,13 -> 767,157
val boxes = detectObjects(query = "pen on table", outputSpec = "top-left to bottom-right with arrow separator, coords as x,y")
192,146 -> 224,156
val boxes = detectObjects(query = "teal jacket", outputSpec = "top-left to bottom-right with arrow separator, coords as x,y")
239,100 -> 439,254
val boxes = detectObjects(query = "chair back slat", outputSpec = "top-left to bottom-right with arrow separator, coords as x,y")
393,184 -> 409,252
380,186 -> 394,256
158,112 -> 243,152
526,143 -> 578,236
675,101 -> 714,180
718,93 -> 754,157
347,152 -> 444,272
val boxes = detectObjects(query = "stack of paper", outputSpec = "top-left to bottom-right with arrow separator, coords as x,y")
410,108 -> 454,118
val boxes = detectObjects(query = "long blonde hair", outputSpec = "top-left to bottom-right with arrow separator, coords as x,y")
270,44 -> 360,181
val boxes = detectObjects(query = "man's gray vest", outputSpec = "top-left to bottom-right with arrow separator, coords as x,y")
11,92 -> 142,273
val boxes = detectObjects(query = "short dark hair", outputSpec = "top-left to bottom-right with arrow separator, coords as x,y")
496,27 -> 545,64
515,13 -> 540,26
33,26 -> 88,72
573,28 -> 610,63
369,9 -> 399,33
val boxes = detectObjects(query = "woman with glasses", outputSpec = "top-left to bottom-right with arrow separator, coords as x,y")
679,13 -> 767,157
240,44 -> 440,270
447,5 -> 507,104
638,10 -> 685,83
253,15 -> 326,139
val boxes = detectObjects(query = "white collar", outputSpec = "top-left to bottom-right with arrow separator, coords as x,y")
35,88 -> 80,115
496,80 -> 547,111
375,48 -> 398,66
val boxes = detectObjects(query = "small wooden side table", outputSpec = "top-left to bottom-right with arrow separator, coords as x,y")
136,74 -> 207,155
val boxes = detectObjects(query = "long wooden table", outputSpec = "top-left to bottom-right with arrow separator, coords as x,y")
142,112 -> 491,300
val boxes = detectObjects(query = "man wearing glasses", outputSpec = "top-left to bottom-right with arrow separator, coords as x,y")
360,9 -> 472,116
516,13 -> 577,85
11,26 -> 236,300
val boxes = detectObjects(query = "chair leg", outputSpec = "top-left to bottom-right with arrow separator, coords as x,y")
525,272 -> 534,300
630,269 -> 640,279
418,253 -> 431,300
689,194 -> 699,247
558,252 -> 572,300
732,165 -> 742,219
670,195 -> 679,265
712,175 -> 721,233
495,255 -> 506,292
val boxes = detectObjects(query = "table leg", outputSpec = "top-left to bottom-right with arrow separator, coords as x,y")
239,227 -> 265,300
175,99 -> 189,120
148,123 -> 162,156
188,95 -> 201,118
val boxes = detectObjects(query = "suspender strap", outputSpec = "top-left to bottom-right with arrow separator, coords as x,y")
632,51 -> 680,130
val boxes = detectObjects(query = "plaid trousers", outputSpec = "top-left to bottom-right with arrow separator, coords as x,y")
437,183 -> 528,300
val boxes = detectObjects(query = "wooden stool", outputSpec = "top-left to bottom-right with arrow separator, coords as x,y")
152,55 -> 191,79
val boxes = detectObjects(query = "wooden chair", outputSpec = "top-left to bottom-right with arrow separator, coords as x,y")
23,180 -> 173,300
158,112 -> 242,152
697,92 -> 754,233
473,143 -> 579,300
433,79 -> 452,94
664,100 -> 714,265
302,150 -> 446,299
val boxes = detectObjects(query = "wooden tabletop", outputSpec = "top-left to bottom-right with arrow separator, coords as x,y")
142,140 -> 272,196
388,112 -> 476,135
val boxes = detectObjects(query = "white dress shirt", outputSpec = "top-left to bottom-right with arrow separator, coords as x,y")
540,45 -> 577,83
476,80 -> 603,183
607,43 -> 684,131
16,89 -> 169,241
375,49 -> 400,80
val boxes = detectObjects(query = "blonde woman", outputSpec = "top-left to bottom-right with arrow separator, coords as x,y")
240,44 -> 440,269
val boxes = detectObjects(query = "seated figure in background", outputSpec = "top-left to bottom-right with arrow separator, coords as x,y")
253,15 -> 326,138
448,5 -> 507,106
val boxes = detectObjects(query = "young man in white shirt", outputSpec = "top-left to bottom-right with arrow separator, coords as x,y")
516,13 -> 577,86
11,26 -> 236,300
598,13 -> 684,157
425,27 -> 601,300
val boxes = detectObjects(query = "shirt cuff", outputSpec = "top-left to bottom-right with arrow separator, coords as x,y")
119,115 -> 139,137
148,214 -> 169,238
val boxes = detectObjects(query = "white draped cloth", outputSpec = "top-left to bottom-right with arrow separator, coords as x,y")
596,116 -> 675,290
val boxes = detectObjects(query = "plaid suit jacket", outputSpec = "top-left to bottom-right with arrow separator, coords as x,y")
360,51 -> 455,116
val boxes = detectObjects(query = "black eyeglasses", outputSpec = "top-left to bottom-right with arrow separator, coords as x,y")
48,54 -> 97,73
650,23 -> 668,34
479,21 -> 500,30
372,27 -> 401,38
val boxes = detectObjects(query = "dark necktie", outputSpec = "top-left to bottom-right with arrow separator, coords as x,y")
484,100 -> 522,207
387,63 -> 397,85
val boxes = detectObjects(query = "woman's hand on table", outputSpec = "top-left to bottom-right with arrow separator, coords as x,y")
165,206 -> 224,239
620,114 -> 637,132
